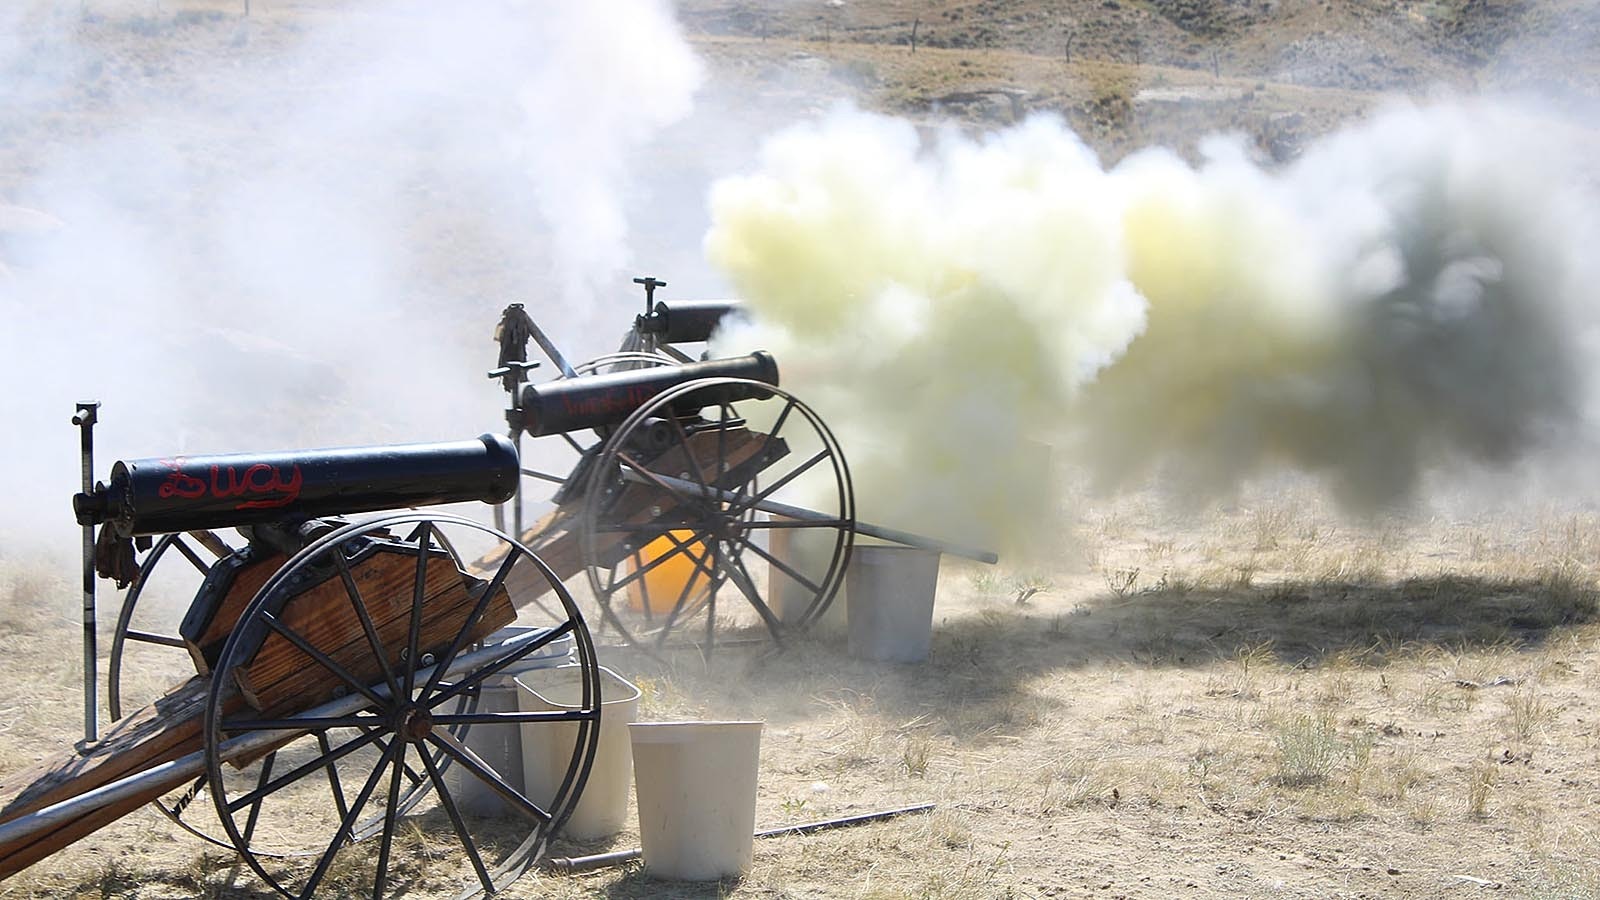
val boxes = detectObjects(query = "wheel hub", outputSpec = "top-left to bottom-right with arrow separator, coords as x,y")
398,706 -> 433,743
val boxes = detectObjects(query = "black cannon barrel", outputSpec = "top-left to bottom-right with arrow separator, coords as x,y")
520,351 -> 779,437
74,434 -> 519,536
634,300 -> 746,344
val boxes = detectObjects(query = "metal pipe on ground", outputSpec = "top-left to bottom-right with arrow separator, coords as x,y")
542,803 -> 936,874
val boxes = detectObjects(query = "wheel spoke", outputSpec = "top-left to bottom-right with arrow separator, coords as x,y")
589,568 -> 639,646
726,552 -> 785,639
652,528 -> 716,627
655,571 -> 725,652
298,740 -> 399,899
647,539 -> 720,650
732,449 -> 832,517
605,530 -> 713,597
240,751 -> 276,845
123,629 -> 187,649
224,728 -> 389,814
432,708 -> 597,726
715,402 -> 731,490
372,740 -> 406,899
418,740 -> 496,895
171,534 -> 212,575
666,414 -> 714,499
358,726 -> 430,790
420,548 -> 519,701
425,731 -> 551,825
260,610 -> 388,709
404,524 -> 432,699
189,530 -> 233,559
704,542 -> 721,651
591,520 -> 684,535
736,532 -> 826,597
334,549 -> 401,700
317,732 -> 350,823
429,620 -> 576,708
736,398 -> 796,505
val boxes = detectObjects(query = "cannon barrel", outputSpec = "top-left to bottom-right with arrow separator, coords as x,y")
73,434 -> 519,536
634,300 -> 745,344
520,351 -> 778,437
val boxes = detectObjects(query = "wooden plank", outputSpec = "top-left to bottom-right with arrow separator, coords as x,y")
234,544 -> 514,715
0,678 -> 215,879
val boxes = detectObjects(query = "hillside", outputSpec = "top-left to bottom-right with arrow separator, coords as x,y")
678,0 -> 1599,161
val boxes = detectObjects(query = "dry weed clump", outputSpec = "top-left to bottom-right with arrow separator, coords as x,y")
1465,759 -> 1497,819
1270,712 -> 1346,786
1033,755 -> 1113,814
1501,686 -> 1556,741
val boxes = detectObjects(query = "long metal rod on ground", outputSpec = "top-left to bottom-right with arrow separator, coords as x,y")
543,803 -> 936,874
624,469 -> 1000,565
0,631 -> 546,852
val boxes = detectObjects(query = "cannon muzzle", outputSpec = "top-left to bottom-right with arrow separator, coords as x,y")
75,434 -> 519,536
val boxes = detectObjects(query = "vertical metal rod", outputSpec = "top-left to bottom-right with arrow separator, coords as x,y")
73,401 -> 100,746
512,429 -> 524,539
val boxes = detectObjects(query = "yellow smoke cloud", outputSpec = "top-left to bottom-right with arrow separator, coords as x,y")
706,100 -> 1597,553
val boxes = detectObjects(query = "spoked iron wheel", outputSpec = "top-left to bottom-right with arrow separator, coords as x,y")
579,377 -> 855,652
108,529 -> 247,849
203,513 -> 600,899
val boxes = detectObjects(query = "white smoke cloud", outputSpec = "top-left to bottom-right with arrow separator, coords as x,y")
706,98 -> 1600,553
0,0 -> 702,552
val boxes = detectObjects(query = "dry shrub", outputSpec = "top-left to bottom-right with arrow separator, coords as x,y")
1271,713 -> 1343,786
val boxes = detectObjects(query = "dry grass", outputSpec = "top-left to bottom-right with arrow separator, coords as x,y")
2,484 -> 1599,898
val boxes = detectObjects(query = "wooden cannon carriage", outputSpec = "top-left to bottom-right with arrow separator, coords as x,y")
0,283 -> 994,896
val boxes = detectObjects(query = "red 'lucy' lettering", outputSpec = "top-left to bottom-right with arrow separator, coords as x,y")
210,463 -> 303,509
157,458 -> 303,510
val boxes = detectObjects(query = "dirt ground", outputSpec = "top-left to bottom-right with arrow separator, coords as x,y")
4,480 -> 1600,899
3,2 -> 1600,898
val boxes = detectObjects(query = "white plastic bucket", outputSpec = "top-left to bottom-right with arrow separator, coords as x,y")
516,664 -> 640,841
629,721 -> 763,881
444,627 -> 573,816
846,545 -> 942,663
